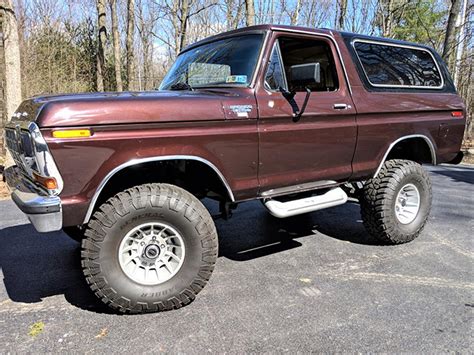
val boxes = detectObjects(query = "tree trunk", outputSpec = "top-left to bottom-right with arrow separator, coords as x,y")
1,0 -> 22,121
225,0 -> 233,30
442,0 -> 461,70
378,0 -> 394,37
225,0 -> 240,30
290,0 -> 301,25
1,0 -> 21,165
463,59 -> 473,143
96,0 -> 106,92
110,0 -> 122,92
234,0 -> 244,29
338,0 -> 347,30
126,0 -> 136,91
245,0 -> 255,26
268,0 -> 274,24
384,0 -> 393,37
171,0 -> 180,56
453,0 -> 468,86
137,1 -> 150,90
179,0 -> 189,53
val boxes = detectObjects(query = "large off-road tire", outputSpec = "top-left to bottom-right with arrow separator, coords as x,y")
360,159 -> 432,244
81,183 -> 218,313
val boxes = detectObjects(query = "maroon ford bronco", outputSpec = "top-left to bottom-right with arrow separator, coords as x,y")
4,25 -> 466,313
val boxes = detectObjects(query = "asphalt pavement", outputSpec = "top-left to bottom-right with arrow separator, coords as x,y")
0,165 -> 473,352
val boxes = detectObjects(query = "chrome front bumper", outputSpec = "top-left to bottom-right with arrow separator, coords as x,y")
3,165 -> 62,232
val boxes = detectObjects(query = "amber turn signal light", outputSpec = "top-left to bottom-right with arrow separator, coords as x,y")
52,129 -> 91,138
33,172 -> 58,190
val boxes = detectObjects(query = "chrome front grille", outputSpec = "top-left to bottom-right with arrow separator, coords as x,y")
20,130 -> 34,157
5,126 -> 35,169
4,121 -> 64,195
6,127 -> 24,167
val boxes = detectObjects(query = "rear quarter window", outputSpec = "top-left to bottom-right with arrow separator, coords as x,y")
353,40 -> 443,89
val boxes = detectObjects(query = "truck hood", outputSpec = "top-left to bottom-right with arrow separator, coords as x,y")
12,90 -> 256,128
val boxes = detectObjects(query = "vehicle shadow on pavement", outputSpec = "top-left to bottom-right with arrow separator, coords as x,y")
431,165 -> 474,185
0,202 -> 377,313
0,224 -> 115,314
216,201 -> 381,262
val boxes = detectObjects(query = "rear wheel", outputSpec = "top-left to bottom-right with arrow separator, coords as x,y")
81,183 -> 218,313
360,159 -> 432,244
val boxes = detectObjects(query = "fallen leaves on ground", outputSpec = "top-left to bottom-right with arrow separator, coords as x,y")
28,322 -> 45,337
95,328 -> 108,339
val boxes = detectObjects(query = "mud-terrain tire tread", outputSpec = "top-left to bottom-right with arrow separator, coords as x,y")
81,183 -> 218,313
360,159 -> 432,244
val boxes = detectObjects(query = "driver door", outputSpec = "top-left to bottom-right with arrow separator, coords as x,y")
256,33 -> 357,193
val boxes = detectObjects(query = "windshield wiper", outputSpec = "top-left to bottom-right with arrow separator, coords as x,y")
169,82 -> 193,91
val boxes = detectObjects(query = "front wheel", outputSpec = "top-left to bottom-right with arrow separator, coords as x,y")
81,183 -> 218,313
360,159 -> 432,244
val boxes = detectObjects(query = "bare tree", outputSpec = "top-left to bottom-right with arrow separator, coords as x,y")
337,0 -> 347,30
256,0 -> 274,24
1,0 -> 21,164
453,0 -> 468,85
152,0 -> 218,57
235,0 -> 243,29
224,0 -> 243,29
442,0 -> 462,69
1,0 -> 22,121
110,0 -> 123,91
349,0 -> 376,34
137,0 -> 161,90
179,0 -> 190,52
375,0 -> 416,38
376,0 -> 409,37
290,0 -> 302,25
379,0 -> 394,37
180,1 -> 218,52
126,0 -> 136,90
96,0 -> 107,91
245,0 -> 255,26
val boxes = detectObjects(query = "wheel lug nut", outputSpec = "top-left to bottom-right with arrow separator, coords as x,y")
160,244 -> 165,249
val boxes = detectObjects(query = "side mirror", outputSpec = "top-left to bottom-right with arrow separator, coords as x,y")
280,63 -> 320,123
289,63 -> 321,88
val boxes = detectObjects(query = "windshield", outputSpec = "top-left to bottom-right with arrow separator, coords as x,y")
159,34 -> 264,90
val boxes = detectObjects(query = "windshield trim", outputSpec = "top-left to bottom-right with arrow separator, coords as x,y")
180,29 -> 268,54
168,30 -> 270,90
250,30 -> 271,87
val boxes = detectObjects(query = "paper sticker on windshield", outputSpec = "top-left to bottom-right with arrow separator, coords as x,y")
226,75 -> 247,84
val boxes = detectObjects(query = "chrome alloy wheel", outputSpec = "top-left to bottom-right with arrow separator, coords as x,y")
394,183 -> 421,225
118,222 -> 185,285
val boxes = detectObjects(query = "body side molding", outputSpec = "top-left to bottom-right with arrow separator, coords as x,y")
83,155 -> 236,224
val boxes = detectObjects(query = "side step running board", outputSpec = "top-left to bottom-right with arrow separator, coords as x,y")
263,187 -> 348,218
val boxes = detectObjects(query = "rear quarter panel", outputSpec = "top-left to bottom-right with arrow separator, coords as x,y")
349,89 -> 465,179
334,32 -> 466,180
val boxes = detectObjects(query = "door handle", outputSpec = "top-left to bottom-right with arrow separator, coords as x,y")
333,103 -> 350,110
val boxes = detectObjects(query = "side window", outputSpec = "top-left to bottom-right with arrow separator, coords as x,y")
279,37 -> 339,92
353,41 -> 443,88
264,42 -> 287,91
